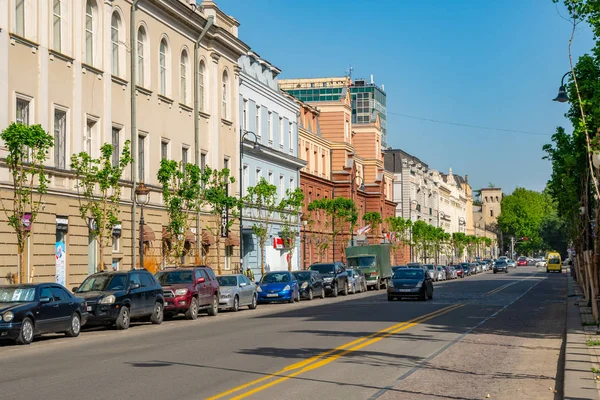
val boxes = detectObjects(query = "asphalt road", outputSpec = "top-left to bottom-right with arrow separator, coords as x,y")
0,265 -> 566,400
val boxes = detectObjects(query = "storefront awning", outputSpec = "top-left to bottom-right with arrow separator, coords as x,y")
225,232 -> 240,247
139,224 -> 156,242
185,229 -> 196,244
202,230 -> 214,246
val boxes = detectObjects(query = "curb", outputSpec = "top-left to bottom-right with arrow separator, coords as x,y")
564,271 -> 600,400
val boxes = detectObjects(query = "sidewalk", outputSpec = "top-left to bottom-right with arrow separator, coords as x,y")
564,269 -> 600,400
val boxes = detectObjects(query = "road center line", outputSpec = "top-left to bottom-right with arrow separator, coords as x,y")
206,303 -> 464,400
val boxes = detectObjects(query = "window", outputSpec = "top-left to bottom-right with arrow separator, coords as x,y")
288,122 -> 293,151
290,177 -> 295,191
137,26 -> 147,87
54,109 -> 67,169
224,158 -> 229,170
85,119 -> 96,156
279,117 -> 284,147
112,127 -> 120,167
111,12 -> 120,76
15,0 -> 25,37
279,175 -> 284,198
159,39 -> 168,96
242,165 -> 248,195
268,112 -> 273,142
198,61 -> 205,112
40,287 -> 53,301
222,71 -> 229,119
140,273 -> 154,287
85,1 -> 95,65
16,98 -> 30,126
255,167 -> 262,184
51,287 -> 69,302
268,171 -> 273,184
112,234 -> 120,252
180,50 -> 189,104
243,100 -> 248,130
138,134 -> 145,180
182,146 -> 189,166
490,209 -> 494,217
161,139 -> 168,160
256,106 -> 261,137
53,0 -> 62,52
201,152 -> 206,172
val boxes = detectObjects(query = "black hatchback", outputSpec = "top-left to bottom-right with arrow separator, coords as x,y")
73,269 -> 164,330
292,270 -> 325,300
0,283 -> 87,345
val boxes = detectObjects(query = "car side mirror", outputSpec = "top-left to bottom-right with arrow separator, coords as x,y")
72,286 -> 79,293
197,277 -> 205,284
40,297 -> 51,304
130,283 -> 141,290
240,282 -> 247,287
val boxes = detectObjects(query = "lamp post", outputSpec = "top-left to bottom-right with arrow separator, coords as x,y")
410,199 -> 418,262
239,129 -> 261,273
350,175 -> 365,246
135,182 -> 150,269
553,71 -> 571,103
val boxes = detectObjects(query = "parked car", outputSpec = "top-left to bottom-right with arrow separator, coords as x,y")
74,269 -> 164,330
425,264 -> 437,281
463,265 -> 472,276
536,259 -> 547,268
454,265 -> 464,278
469,263 -> 480,274
445,266 -> 458,279
309,262 -> 349,296
392,265 -> 407,274
156,266 -> 220,319
216,274 -> 257,311
346,269 -> 365,294
292,270 -> 325,300
517,256 -> 528,267
507,259 -> 517,268
387,267 -> 434,301
0,283 -> 87,345
493,260 -> 509,273
256,271 -> 299,303
436,266 -> 447,281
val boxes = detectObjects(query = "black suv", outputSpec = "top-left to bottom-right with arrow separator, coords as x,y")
308,262 -> 348,297
73,269 -> 164,330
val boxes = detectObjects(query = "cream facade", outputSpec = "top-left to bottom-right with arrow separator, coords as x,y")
0,0 -> 248,285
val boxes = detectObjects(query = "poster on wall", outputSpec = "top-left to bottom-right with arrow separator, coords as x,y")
55,239 -> 66,286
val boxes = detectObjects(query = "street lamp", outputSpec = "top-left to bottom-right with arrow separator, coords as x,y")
239,129 -> 261,272
350,175 -> 366,246
553,71 -> 571,103
135,181 -> 150,269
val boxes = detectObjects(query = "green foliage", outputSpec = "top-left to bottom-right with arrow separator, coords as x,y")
71,140 -> 132,271
157,159 -> 202,264
279,188 -> 305,271
307,197 -> 357,256
1,123 -> 54,282
244,178 -> 278,275
385,216 -> 412,261
363,212 -> 382,235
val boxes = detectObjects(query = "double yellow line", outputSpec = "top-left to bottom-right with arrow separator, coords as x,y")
207,303 -> 464,400
486,281 -> 519,295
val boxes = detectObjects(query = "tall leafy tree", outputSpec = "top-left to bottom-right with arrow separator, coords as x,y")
1,123 -> 53,283
71,141 -> 132,272
385,216 -> 412,261
308,197 -> 357,261
363,211 -> 383,239
244,178 -> 278,275
279,188 -> 304,271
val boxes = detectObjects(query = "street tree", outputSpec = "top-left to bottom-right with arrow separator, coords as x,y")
307,197 -> 357,261
71,141 -> 132,272
244,178 -> 278,275
363,211 -> 383,239
385,216 -> 412,262
278,188 -> 304,271
452,232 -> 467,262
1,123 -> 53,283
157,159 -> 202,265
202,166 -> 238,275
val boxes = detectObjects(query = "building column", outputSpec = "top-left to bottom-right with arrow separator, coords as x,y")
210,52 -> 220,169
0,0 -> 9,132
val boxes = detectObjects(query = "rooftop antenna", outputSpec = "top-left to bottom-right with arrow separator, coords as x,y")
345,65 -> 354,79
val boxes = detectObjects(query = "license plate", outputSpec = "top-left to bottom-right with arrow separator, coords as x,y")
397,289 -> 411,292
266,293 -> 278,297
86,306 -> 92,311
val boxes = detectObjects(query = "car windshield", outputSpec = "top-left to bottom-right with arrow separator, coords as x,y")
260,272 -> 291,284
309,264 -> 335,274
0,286 -> 36,302
494,261 -> 506,266
393,269 -> 424,280
347,256 -> 376,268
217,276 -> 238,286
549,258 -> 560,264
518,257 -> 526,261
426,265 -> 435,270
78,274 -> 127,292
293,272 -> 312,281
156,270 -> 194,285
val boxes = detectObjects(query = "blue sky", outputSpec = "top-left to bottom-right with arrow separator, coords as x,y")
216,0 -> 594,194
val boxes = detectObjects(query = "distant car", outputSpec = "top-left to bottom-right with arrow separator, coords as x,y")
454,265 -> 464,278
469,263 -> 480,274
493,260 -> 509,274
436,266 -> 447,281
387,267 -> 434,301
74,269 -> 164,330
424,264 -> 438,281
256,271 -> 299,304
292,270 -> 325,300
0,283 -> 87,345
446,266 -> 458,279
507,259 -> 517,268
217,274 -> 258,311
517,257 -> 528,267
536,259 -> 547,268
309,262 -> 348,297
463,265 -> 471,276
345,269 -> 365,294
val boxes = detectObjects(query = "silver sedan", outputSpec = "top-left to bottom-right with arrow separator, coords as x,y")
217,274 -> 258,311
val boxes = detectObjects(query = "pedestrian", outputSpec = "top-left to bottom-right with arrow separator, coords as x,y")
246,267 -> 255,282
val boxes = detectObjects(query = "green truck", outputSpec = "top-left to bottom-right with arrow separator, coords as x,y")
346,244 -> 392,290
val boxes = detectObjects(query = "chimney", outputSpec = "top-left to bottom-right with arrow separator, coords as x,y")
465,174 -> 469,183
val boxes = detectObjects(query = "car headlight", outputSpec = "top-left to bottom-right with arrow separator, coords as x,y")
283,285 -> 291,291
3,311 -> 14,322
100,295 -> 116,305
301,282 -> 308,289
175,288 -> 188,296
323,277 -> 333,282
388,281 -> 394,288
256,286 -> 262,292
415,281 -> 423,288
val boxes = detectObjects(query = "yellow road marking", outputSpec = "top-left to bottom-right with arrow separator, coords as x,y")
207,303 -> 464,400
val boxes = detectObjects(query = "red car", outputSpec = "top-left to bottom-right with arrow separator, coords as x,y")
517,257 -> 528,266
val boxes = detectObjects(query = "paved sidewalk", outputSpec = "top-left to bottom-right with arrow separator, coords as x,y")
564,270 -> 600,400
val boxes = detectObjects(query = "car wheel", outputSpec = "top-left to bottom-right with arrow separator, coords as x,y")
16,317 -> 34,345
249,294 -> 258,309
65,313 -> 81,337
332,284 -> 339,297
308,288 -> 313,301
295,290 -> 300,302
342,282 -> 348,296
150,302 -> 164,325
320,288 -> 326,299
419,288 -> 427,301
207,295 -> 219,316
232,295 -> 240,312
116,306 -> 130,330
351,283 -> 356,294
185,297 -> 199,320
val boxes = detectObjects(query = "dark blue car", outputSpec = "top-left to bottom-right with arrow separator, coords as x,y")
256,271 -> 299,304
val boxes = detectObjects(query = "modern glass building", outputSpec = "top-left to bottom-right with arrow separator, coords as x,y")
279,77 -> 387,146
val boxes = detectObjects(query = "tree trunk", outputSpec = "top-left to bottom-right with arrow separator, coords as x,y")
260,238 -> 265,275
585,250 -> 599,320
216,237 -> 222,275
18,243 -> 25,284
97,238 -> 105,272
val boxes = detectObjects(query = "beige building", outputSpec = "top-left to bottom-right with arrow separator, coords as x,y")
0,0 -> 247,285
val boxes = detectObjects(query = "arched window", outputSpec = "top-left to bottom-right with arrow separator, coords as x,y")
199,61 -> 206,112
159,39 -> 168,96
111,12 -> 120,76
180,50 -> 189,104
85,0 -> 96,65
137,26 -> 147,87
222,70 -> 229,119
